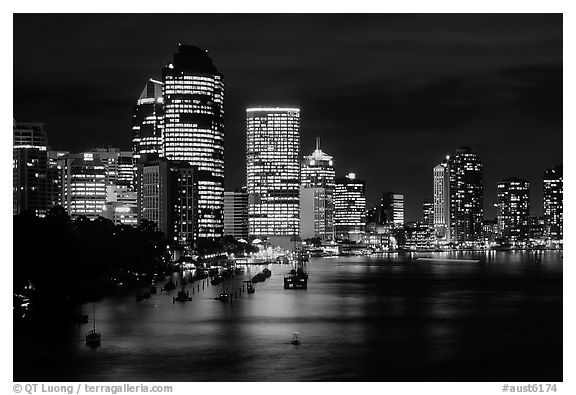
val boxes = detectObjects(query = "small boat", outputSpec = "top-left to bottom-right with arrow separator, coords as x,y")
85,299 -> 101,347
86,328 -> 101,347
173,289 -> 192,303
291,331 -> 300,345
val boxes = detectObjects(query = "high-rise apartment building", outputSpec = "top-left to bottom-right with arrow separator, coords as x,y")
162,44 -> 224,239
543,165 -> 563,241
136,156 -> 197,246
246,107 -> 300,248
334,173 -> 366,240
300,138 -> 335,240
433,159 -> 451,241
132,78 -> 164,161
13,121 -> 49,217
449,147 -> 484,243
223,189 -> 249,239
497,178 -> 530,242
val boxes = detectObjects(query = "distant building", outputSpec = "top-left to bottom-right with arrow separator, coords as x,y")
380,193 -> 404,226
497,178 -> 530,242
47,150 -> 68,208
61,149 -> 135,221
61,153 -> 107,220
224,189 -> 249,239
132,78 -> 164,161
162,44 -> 224,239
246,107 -> 300,249
300,138 -> 335,240
13,121 -> 49,217
422,200 -> 434,229
543,165 -> 562,241
433,159 -> 451,241
334,173 -> 366,240
136,156 -> 197,247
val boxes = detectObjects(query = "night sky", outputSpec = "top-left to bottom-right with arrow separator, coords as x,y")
13,14 -> 562,220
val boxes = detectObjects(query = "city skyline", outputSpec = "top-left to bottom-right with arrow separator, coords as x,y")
13,14 -> 562,221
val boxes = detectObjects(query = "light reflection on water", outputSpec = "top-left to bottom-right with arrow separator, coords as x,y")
29,251 -> 565,381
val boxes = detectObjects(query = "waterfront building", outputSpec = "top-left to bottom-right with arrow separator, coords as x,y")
422,200 -> 434,229
224,189 -> 249,239
334,173 -> 366,241
13,121 -> 49,217
448,147 -> 484,243
404,222 -> 434,250
162,44 -> 224,239
482,219 -> 498,244
433,159 -> 451,241
529,216 -> 545,241
300,138 -> 335,240
132,78 -> 164,161
380,193 -> 404,226
497,178 -> 530,242
246,107 -> 300,249
136,155 -> 197,246
543,165 -> 562,241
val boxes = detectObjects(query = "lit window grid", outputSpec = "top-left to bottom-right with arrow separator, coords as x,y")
246,109 -> 301,237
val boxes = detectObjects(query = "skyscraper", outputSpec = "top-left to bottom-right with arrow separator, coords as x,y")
224,189 -> 249,239
497,178 -> 530,242
246,107 -> 300,248
132,78 -> 164,161
300,138 -> 335,240
449,147 -> 484,243
334,173 -> 366,240
433,159 -> 451,241
380,193 -> 405,226
13,121 -> 49,217
162,44 -> 224,240
543,165 -> 563,241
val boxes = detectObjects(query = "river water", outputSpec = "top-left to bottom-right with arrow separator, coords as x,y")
15,251 -> 562,382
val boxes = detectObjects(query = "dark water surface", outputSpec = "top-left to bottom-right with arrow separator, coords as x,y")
15,251 -> 562,381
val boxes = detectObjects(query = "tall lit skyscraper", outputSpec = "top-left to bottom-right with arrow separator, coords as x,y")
13,120 -> 49,217
132,78 -> 164,160
543,165 -> 562,241
380,193 -> 405,226
334,173 -> 366,240
246,107 -> 300,248
449,147 -> 484,243
162,44 -> 224,240
497,178 -> 530,242
300,138 -> 335,240
433,159 -> 451,241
